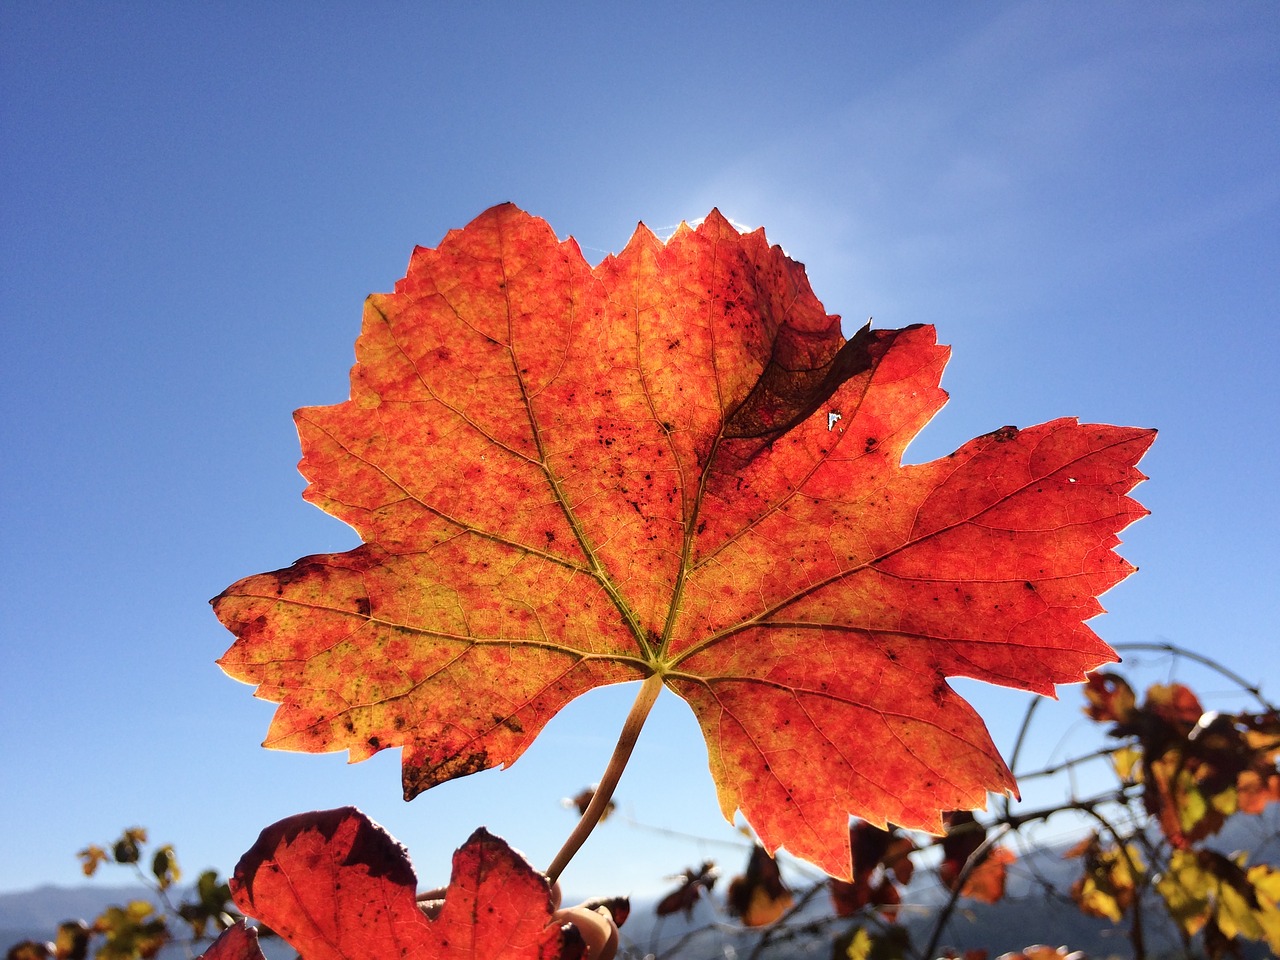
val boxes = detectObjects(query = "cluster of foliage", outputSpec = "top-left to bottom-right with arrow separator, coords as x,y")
629,646 -> 1279,959
10,652 -> 1274,960
1072,665 -> 1280,954
12,205 -> 1272,959
6,829 -> 243,960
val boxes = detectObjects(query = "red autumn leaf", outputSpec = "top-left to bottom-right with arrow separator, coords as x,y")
960,845 -> 1016,904
1082,671 -> 1137,724
1236,768 -> 1280,814
226,807 -> 573,960
829,873 -> 901,920
213,204 -> 1154,877
576,897 -> 630,931
828,821 -> 916,919
938,811 -> 984,889
655,862 -> 718,919
1146,683 -> 1205,728
201,922 -> 264,960
937,810 -> 1015,902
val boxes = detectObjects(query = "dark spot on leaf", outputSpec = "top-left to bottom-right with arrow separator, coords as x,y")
271,560 -> 317,588
404,748 -> 492,798
355,596 -> 371,617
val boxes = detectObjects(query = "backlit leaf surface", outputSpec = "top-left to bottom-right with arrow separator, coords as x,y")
214,204 -> 1154,877
201,922 -> 264,960
226,807 -> 569,960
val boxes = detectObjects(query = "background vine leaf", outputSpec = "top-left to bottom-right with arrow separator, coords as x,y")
726,845 -> 792,927
213,204 -> 1155,877
655,862 -> 718,919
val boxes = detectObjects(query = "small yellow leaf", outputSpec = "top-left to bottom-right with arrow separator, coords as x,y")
1112,746 -> 1141,782
77,845 -> 108,877
1210,786 -> 1238,817
152,844 -> 181,890
1156,849 -> 1211,937
1250,862 -> 1280,901
845,927 -> 872,960
1072,842 -> 1143,922
125,900 -> 155,922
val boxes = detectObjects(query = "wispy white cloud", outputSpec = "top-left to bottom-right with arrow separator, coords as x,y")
676,2 -> 1276,327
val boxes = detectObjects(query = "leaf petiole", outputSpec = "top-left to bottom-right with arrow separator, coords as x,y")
545,672 -> 664,884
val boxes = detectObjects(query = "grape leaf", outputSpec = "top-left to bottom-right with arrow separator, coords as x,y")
223,807 -> 574,960
1157,849 -> 1280,954
1090,680 -> 1280,848
1065,833 -> 1142,923
201,921 -> 264,960
727,845 -> 792,927
565,786 -> 615,821
937,811 -> 1014,903
958,845 -> 1016,904
1082,671 -> 1137,724
655,861 -> 718,919
828,822 -> 915,919
213,204 -> 1155,877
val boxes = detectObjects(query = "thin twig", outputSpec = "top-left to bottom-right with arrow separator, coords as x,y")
920,822 -> 1012,960
1115,641 -> 1274,710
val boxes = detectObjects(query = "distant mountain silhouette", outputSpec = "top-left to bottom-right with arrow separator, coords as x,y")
0,882 -> 149,932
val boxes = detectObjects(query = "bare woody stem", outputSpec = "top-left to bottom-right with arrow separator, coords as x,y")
545,672 -> 664,884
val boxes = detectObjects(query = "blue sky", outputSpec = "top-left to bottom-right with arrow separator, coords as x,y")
2,3 -> 1277,902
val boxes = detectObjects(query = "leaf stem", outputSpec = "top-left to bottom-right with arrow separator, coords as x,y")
545,672 -> 664,884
